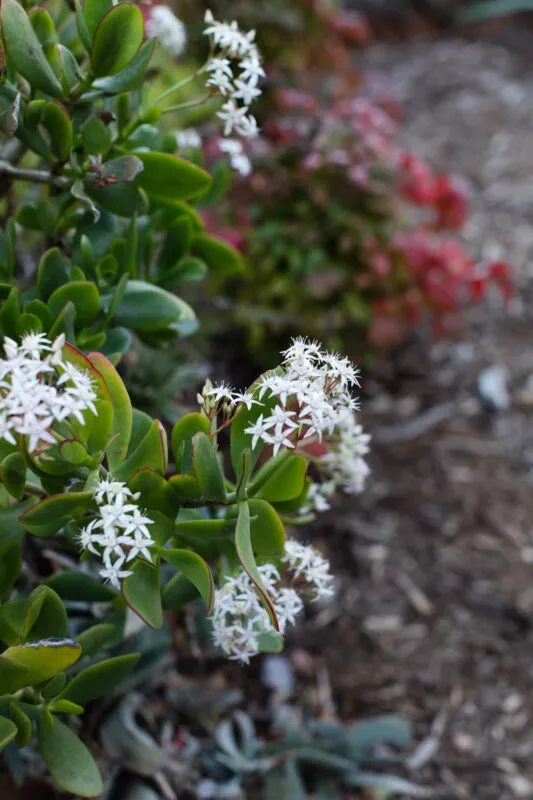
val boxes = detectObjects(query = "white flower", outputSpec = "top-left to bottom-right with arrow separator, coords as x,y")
219,138 -> 252,176
210,564 -> 302,663
263,405 -> 298,436
79,479 -> 155,588
203,10 -> 263,145
175,129 -> 202,149
99,558 -> 133,591
146,5 -> 187,57
230,153 -> 252,176
0,335 -> 98,453
217,99 -> 249,137
204,382 -> 235,404
219,138 -> 243,156
238,53 -> 265,85
206,58 -> 234,95
20,332 -> 51,359
283,540 -> 334,601
235,113 -> 259,139
244,414 -> 273,450
231,391 -> 258,409
232,78 -> 261,106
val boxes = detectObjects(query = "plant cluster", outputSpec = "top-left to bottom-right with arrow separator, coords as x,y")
213,87 -> 512,354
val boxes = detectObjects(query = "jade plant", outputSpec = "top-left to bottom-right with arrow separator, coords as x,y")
0,0 -> 253,358
0,330 -> 370,795
0,1 -> 377,795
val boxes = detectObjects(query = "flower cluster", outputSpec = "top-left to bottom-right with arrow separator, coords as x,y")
198,338 -> 370,497
320,415 -> 371,495
211,539 -> 333,663
77,480 -> 155,590
0,333 -> 97,453
282,539 -> 334,599
145,4 -> 187,58
246,337 -> 362,458
204,9 -> 264,146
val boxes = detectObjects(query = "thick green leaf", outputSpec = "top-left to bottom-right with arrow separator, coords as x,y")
0,639 -> 81,692
91,3 -> 144,78
247,499 -> 285,555
42,101 -> 72,162
235,501 -> 278,629
256,456 -> 308,502
24,586 -> 67,642
135,152 -> 211,201
171,412 -> 209,473
50,699 -> 84,714
0,715 -> 17,753
19,491 -> 93,536
102,155 -> 144,183
162,572 -> 200,609
45,570 -> 116,602
0,542 -> 21,600
58,44 -> 81,92
174,518 -> 235,542
0,499 -> 34,546
77,623 -> 114,656
81,117 -> 111,156
157,257 -> 208,291
129,469 -> 179,519
193,432 -> 227,502
84,178 -> 147,218
192,233 -> 244,275
88,351 -> 132,469
92,38 -> 155,94
158,217 -> 192,271
9,702 -> 31,747
48,281 -> 100,329
163,549 -> 214,612
1,0 -> 64,98
113,419 -> 166,481
58,653 -> 139,705
230,375 -> 280,481
38,717 -> 103,797
2,452 -> 26,500
123,560 -> 162,629
110,279 -> 196,334
58,439 -> 88,465
168,474 -> 202,501
84,0 -> 113,37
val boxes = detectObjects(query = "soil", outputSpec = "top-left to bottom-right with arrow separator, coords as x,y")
275,26 -> 533,800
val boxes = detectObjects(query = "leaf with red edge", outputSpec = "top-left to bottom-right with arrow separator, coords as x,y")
88,351 -> 132,469
234,501 -> 278,630
112,419 -> 167,481
162,549 -> 214,613
19,491 -> 93,536
61,343 -> 113,454
122,560 -> 162,629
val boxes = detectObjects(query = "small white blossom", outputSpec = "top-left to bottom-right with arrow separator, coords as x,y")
146,5 -> 187,57
283,540 -> 335,600
217,99 -> 249,137
210,564 -> 303,663
77,480 -> 156,589
204,10 -> 263,151
99,558 -> 134,591
0,334 -> 98,453
175,129 -> 202,149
